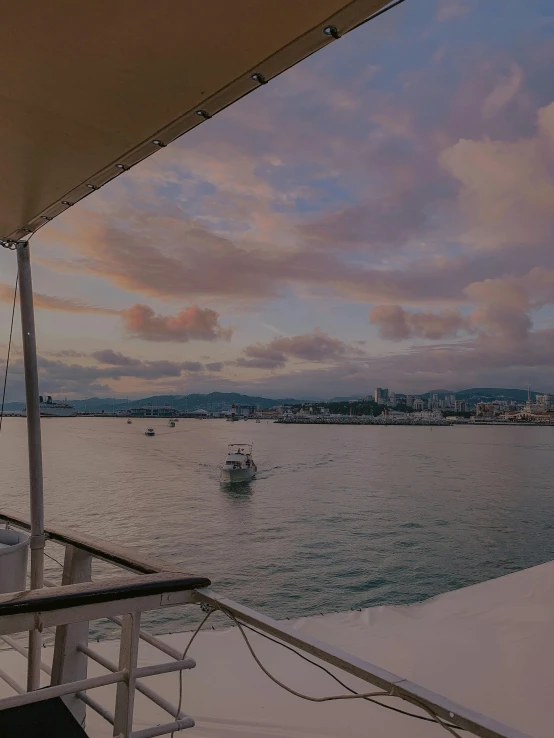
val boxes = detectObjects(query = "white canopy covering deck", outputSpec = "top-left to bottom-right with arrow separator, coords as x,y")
0,0 -> 390,243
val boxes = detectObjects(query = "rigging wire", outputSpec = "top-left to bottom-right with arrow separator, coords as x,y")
44,550 -> 64,569
0,272 -> 18,435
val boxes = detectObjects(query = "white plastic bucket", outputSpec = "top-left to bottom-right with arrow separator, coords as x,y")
0,529 -> 29,594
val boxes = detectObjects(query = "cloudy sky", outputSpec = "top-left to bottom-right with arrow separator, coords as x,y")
2,0 -> 554,400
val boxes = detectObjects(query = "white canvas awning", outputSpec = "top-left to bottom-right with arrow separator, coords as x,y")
0,0 -> 391,243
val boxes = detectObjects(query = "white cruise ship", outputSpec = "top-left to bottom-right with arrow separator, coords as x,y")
23,395 -> 76,417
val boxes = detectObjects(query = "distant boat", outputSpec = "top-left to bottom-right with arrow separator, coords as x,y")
256,419 -> 261,423
23,395 -> 76,418
127,419 -> 132,424
145,428 -> 155,436
168,420 -> 175,427
220,443 -> 256,483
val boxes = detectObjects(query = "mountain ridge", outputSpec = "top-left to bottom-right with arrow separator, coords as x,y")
1,387 -> 543,412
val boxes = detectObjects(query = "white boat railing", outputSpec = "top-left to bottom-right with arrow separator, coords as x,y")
0,509 -> 208,737
0,510 -> 534,738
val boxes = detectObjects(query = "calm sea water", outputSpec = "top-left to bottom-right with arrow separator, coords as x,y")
1,418 -> 553,636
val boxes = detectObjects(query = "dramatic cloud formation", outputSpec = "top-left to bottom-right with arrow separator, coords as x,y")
370,305 -> 469,341
439,102 -> 554,250
4,351 -> 214,397
3,1 -> 554,398
89,351 -> 205,377
237,330 -> 363,370
120,304 -> 232,343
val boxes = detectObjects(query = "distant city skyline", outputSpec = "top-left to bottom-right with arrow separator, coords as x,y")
2,1 -> 554,400
3,385 -> 546,409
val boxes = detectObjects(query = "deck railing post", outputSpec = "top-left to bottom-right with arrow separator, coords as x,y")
16,241 -> 45,693
113,611 -> 141,738
51,545 -> 92,727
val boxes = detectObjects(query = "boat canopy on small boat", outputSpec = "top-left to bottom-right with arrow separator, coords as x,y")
220,443 -> 257,483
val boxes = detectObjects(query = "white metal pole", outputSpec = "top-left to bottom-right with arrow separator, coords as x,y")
16,241 -> 45,692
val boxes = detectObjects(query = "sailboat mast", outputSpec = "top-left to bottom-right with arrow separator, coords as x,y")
16,241 -> 45,691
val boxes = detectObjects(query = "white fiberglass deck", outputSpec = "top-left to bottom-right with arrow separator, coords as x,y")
0,561 -> 551,737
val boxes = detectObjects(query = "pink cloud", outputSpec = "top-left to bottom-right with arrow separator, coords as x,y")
469,304 -> 532,345
120,304 -> 232,343
370,305 -> 469,340
463,278 -> 530,309
270,330 -> 362,362
437,1 -> 471,22
238,330 -> 364,370
439,102 -> 554,249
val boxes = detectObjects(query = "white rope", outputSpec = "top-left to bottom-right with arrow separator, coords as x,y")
220,606 -> 388,703
215,604 -> 466,735
171,609 -> 215,737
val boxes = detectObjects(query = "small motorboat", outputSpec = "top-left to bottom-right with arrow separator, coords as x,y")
168,420 -> 175,427
220,443 -> 257,483
145,427 -> 155,436
255,419 -> 261,423
127,419 -> 132,424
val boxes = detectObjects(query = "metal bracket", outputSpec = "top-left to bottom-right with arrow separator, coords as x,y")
33,612 -> 44,634
199,602 -> 216,615
159,590 -> 191,606
30,534 -> 46,550
1,239 -> 25,250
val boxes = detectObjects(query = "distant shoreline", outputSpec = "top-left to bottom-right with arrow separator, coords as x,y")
276,418 -> 554,427
4,414 -> 554,427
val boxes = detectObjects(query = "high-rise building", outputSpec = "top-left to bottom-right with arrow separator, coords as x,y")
413,398 -> 424,411
374,388 -> 389,405
406,395 -> 414,408
536,394 -> 552,411
389,392 -> 396,406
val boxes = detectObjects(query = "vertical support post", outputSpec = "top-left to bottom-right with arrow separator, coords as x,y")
16,241 -> 45,692
113,612 -> 141,738
51,545 -> 92,727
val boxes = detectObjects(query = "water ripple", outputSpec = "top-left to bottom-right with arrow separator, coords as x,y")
0,419 -> 553,637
